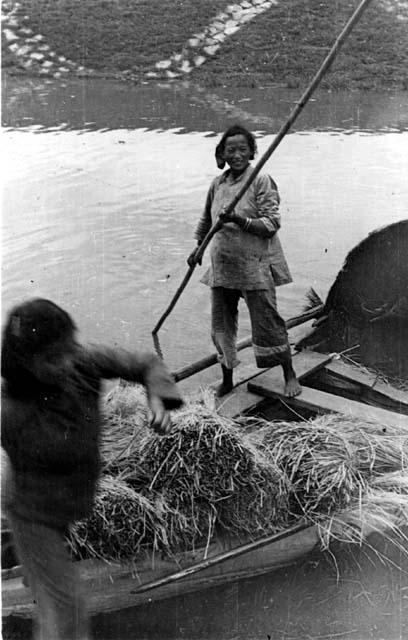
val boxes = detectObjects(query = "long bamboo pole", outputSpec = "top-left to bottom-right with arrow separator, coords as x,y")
131,521 -> 310,595
152,0 -> 374,336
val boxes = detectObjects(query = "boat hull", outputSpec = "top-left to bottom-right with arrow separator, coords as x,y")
2,524 -> 320,618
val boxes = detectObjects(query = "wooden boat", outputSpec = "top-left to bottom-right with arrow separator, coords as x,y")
2,307 -> 408,620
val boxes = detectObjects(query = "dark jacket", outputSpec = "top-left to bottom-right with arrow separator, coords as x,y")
1,345 -> 182,528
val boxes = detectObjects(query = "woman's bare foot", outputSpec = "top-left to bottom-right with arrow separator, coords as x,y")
282,353 -> 302,397
284,376 -> 302,397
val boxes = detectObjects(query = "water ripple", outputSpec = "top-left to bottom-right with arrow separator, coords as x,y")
2,80 -> 407,368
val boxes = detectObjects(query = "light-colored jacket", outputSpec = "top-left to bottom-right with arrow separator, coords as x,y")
195,165 -> 292,290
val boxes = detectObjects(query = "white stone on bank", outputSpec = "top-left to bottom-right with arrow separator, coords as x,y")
227,4 -> 242,13
3,28 -> 18,41
30,51 -> 44,60
155,59 -> 172,69
15,44 -> 32,56
193,55 -> 206,67
240,11 -> 256,23
225,25 -> 240,35
6,17 -> 19,28
180,60 -> 192,73
203,44 -> 220,55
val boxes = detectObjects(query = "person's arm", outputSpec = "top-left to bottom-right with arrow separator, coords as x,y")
187,182 -> 216,267
87,345 -> 182,407
195,184 -> 214,244
86,346 -> 183,432
219,175 -> 281,238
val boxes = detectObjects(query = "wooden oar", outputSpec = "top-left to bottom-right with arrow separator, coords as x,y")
152,0 -> 374,336
131,521 -> 310,595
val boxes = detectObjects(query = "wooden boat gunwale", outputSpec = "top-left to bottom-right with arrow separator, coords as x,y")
2,521 -> 323,618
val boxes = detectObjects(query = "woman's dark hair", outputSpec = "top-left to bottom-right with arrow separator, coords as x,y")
215,124 -> 257,169
1,298 -> 76,388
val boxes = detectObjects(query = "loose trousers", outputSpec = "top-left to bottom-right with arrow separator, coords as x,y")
211,285 -> 290,369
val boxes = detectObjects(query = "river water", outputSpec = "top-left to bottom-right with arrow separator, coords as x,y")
2,78 -> 408,639
2,78 -> 408,385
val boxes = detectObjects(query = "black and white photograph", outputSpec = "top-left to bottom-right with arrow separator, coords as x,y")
1,1 -> 408,639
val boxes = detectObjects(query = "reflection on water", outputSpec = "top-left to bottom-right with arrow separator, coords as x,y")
3,76 -> 408,134
2,77 -> 408,639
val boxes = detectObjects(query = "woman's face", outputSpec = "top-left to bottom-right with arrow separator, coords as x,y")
223,134 -> 252,174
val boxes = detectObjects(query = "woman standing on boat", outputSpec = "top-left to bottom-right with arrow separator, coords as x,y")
188,124 -> 301,398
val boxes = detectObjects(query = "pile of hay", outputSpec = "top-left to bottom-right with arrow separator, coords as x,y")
67,385 -> 408,562
258,414 -> 407,519
100,383 -> 150,478
252,413 -> 408,547
133,401 -> 288,547
68,390 -> 289,560
328,470 -> 408,547
66,476 -> 168,561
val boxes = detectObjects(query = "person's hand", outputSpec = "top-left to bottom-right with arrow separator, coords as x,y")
218,207 -> 236,225
148,395 -> 172,435
187,246 -> 202,267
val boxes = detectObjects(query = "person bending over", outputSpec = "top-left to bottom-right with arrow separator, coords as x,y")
1,298 -> 183,640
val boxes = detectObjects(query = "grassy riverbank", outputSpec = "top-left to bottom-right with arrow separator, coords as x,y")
2,0 -> 408,89
196,0 -> 408,90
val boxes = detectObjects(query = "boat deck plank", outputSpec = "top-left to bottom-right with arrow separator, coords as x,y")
249,374 -> 408,429
220,352 -> 333,419
218,385 -> 264,419
324,360 -> 408,410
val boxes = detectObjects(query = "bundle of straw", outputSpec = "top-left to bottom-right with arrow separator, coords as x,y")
317,471 -> 408,549
260,414 -> 408,521
313,414 -> 408,476
100,383 -> 150,477
260,421 -> 365,518
66,476 -> 168,562
132,400 -> 288,548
